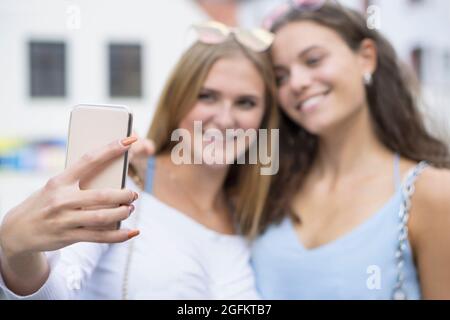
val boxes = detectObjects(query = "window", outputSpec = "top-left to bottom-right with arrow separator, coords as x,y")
29,41 -> 66,97
109,44 -> 142,98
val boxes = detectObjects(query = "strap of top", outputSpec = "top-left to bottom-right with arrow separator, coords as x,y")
392,160 -> 429,300
393,153 -> 401,189
144,157 -> 156,194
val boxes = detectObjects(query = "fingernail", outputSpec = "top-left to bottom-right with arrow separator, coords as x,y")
120,137 -> 138,147
129,204 -> 135,215
128,230 -> 140,239
133,192 -> 139,201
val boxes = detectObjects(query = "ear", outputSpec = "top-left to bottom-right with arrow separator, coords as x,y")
357,39 -> 377,75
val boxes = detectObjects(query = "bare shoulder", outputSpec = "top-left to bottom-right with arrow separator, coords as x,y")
408,165 -> 450,243
413,166 -> 450,208
398,157 -> 450,206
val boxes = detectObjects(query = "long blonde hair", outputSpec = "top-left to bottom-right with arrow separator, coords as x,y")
147,38 -> 279,239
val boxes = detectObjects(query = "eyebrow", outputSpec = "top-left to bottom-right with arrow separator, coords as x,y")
199,87 -> 219,94
298,45 -> 323,58
200,87 -> 262,101
237,95 -> 261,102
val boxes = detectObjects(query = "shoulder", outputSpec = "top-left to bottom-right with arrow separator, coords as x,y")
398,158 -> 450,208
413,165 -> 450,210
408,164 -> 450,245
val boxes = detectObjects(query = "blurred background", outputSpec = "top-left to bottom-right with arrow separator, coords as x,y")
1,0 -> 450,217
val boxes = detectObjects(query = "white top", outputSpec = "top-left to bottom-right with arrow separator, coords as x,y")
0,179 -> 260,300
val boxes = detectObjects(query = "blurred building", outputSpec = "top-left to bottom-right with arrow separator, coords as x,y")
370,0 -> 450,132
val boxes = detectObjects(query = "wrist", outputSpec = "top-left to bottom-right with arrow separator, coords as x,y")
0,228 -> 29,262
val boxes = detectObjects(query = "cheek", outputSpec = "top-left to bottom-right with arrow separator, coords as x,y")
313,60 -> 341,88
240,104 -> 266,130
179,103 -> 214,129
277,87 -> 295,115
331,75 -> 366,116
327,58 -> 366,105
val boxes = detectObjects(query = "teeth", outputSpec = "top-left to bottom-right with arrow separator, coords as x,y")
303,95 -> 324,109
299,94 -> 326,111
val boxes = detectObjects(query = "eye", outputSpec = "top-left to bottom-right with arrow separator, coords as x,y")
275,73 -> 289,87
236,97 -> 257,110
275,69 -> 289,87
305,55 -> 323,67
198,91 -> 217,103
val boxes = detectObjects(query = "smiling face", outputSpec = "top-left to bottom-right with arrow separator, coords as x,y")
178,55 -> 266,166
272,21 -> 376,136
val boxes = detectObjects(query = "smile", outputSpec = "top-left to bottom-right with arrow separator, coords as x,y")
296,90 -> 330,113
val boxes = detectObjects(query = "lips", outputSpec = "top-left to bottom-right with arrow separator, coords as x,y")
296,90 -> 330,112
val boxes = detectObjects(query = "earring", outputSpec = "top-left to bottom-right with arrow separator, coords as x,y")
364,73 -> 373,86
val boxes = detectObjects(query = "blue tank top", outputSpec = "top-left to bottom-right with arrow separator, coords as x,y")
251,156 -> 427,300
144,156 -> 156,194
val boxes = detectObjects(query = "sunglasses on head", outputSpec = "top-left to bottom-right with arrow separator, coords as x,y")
191,20 -> 275,52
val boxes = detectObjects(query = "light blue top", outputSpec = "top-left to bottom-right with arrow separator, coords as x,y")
144,156 -> 156,194
251,155 -> 423,300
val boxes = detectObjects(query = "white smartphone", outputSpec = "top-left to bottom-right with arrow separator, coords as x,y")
65,104 -> 133,190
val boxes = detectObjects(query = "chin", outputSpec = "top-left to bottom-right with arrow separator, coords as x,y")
203,161 -> 229,170
299,118 -> 334,136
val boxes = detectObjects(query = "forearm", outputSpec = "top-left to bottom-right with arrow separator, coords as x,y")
0,250 -> 50,296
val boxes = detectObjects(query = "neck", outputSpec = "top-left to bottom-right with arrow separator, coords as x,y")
158,153 -> 229,209
313,106 -> 392,180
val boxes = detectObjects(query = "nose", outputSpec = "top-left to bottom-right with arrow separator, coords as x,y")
213,100 -> 236,129
289,65 -> 312,95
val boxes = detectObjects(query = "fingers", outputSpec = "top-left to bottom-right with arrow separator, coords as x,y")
58,137 -> 137,185
68,205 -> 134,228
143,139 -> 155,156
69,228 -> 140,244
129,138 -> 155,160
68,189 -> 138,209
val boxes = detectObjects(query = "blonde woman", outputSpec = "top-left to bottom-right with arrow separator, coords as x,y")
0,23 -> 278,299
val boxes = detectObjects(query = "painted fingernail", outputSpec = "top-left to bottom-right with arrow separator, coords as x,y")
129,204 -> 135,215
128,230 -> 140,239
120,137 -> 138,147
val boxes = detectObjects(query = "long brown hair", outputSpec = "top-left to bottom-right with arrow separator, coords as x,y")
260,3 -> 450,234
147,38 -> 279,238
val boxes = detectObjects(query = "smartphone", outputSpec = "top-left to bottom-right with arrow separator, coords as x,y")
65,104 -> 133,190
